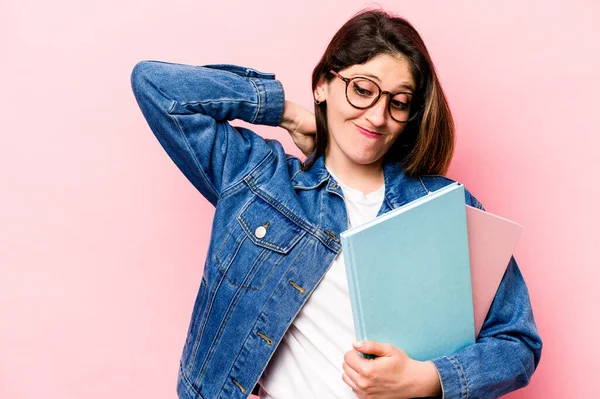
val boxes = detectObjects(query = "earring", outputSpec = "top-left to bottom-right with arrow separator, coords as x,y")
314,91 -> 324,105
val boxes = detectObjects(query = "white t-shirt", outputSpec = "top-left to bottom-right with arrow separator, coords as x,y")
259,169 -> 385,399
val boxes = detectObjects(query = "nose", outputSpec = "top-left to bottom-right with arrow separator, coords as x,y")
364,95 -> 389,127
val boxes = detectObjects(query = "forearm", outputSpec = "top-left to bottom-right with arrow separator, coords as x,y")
131,60 -> 285,126
278,100 -> 301,131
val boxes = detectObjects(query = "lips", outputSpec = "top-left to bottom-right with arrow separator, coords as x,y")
355,124 -> 384,139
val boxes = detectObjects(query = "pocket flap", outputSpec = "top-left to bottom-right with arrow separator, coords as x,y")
237,196 -> 306,254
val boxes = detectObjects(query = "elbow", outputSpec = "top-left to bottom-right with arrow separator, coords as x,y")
130,60 -> 154,100
518,318 -> 543,379
495,338 -> 541,396
515,332 -> 543,390
130,60 -> 175,118
530,330 -> 543,372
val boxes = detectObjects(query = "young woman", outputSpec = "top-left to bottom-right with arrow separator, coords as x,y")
131,9 -> 542,399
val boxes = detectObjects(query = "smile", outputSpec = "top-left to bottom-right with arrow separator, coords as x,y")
354,124 -> 385,139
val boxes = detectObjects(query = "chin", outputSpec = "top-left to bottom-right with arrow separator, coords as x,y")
344,151 -> 385,166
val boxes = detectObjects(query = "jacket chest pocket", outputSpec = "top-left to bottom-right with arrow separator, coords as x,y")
215,195 -> 307,290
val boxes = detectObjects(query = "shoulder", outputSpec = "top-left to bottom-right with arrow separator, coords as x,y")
235,136 -> 305,190
261,138 -> 305,178
419,174 -> 485,210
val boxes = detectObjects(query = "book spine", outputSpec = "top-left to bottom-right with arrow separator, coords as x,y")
343,238 -> 367,342
459,202 -> 477,340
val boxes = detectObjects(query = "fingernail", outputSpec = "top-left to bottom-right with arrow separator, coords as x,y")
354,340 -> 363,349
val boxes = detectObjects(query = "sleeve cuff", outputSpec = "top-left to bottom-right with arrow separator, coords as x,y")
251,77 -> 285,126
431,356 -> 469,399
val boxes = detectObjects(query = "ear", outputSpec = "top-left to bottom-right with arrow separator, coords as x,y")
314,75 -> 329,103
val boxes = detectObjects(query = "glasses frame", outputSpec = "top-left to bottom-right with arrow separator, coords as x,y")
329,69 -> 421,123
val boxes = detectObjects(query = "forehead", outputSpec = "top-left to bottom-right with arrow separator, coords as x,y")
341,53 -> 415,92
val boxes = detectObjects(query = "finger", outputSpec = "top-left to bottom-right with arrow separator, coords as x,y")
344,349 -> 370,374
353,340 -> 395,357
342,371 -> 359,391
352,388 -> 365,399
342,359 -> 362,387
344,350 -> 379,390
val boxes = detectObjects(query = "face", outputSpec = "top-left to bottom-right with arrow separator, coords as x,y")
316,53 -> 416,168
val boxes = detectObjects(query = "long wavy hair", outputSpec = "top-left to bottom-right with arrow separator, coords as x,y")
305,9 -> 455,177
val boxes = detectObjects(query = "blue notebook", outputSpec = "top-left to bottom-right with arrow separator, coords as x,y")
340,183 -> 475,361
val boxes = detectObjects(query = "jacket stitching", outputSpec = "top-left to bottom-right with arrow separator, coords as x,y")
237,212 -> 305,253
318,183 -> 324,228
215,229 -> 246,276
188,264 -> 229,371
166,103 -> 220,201
220,237 -> 313,397
248,78 -> 261,124
179,362 -> 205,399
178,99 -> 256,107
236,194 -> 307,252
291,175 -> 330,190
236,248 -> 275,291
250,236 -> 338,390
245,179 -> 340,253
290,168 -> 303,181
187,275 -> 211,367
217,177 -> 246,200
448,355 -> 469,399
215,195 -> 306,289
383,195 -> 394,211
217,244 -> 286,291
194,272 -> 251,385
215,236 -> 260,289
245,178 -> 312,232
418,176 -> 430,194
216,232 -> 286,291
220,149 -> 274,200
214,226 -> 235,267
189,257 -> 230,379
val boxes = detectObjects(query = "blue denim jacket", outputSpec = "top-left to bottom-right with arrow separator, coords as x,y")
130,60 -> 542,399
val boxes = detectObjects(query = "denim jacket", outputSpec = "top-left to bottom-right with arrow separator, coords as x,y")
130,60 -> 542,399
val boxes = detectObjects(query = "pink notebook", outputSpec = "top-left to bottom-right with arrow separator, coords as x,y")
466,206 -> 523,337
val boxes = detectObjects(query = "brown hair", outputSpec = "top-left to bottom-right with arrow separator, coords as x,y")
305,8 -> 455,177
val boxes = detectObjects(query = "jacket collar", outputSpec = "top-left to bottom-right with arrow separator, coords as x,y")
291,153 -> 427,211
290,154 -> 331,190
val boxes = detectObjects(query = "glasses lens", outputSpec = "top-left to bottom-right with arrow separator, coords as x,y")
389,93 -> 413,122
347,77 -> 414,122
347,78 -> 380,108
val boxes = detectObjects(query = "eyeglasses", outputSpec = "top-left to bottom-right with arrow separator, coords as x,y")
329,70 -> 420,123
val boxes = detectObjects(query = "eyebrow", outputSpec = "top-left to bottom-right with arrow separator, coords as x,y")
352,72 -> 415,93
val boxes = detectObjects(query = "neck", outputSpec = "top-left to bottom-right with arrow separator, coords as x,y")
324,148 -> 385,194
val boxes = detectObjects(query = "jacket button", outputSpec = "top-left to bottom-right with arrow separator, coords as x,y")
255,226 -> 267,239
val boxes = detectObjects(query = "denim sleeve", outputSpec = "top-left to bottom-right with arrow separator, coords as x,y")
431,191 -> 543,399
130,60 -> 284,206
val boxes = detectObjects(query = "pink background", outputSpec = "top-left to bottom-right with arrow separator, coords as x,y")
2,0 -> 598,397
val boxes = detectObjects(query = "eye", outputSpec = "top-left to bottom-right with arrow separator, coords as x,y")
353,85 -> 372,97
390,93 -> 411,110
390,99 -> 409,110
351,79 -> 377,97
